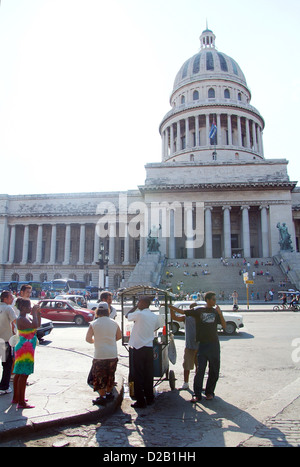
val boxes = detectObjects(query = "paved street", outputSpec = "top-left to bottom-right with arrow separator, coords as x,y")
0,307 -> 299,447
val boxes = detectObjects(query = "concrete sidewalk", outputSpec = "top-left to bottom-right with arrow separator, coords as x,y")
1,366 -> 299,447
0,368 -> 124,441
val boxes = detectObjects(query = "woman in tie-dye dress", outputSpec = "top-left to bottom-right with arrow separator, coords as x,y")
13,298 -> 41,409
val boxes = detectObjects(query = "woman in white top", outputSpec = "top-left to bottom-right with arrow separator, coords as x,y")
86,302 -> 121,406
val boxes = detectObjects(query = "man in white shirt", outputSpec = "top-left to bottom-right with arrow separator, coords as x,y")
126,295 -> 160,408
0,291 -> 17,395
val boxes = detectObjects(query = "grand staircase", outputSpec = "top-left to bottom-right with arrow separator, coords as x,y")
126,251 -> 300,302
157,257 -> 295,302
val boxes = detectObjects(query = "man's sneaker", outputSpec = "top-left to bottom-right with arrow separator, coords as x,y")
181,382 -> 189,390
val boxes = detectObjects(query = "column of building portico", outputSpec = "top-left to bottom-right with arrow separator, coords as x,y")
260,205 -> 270,257
63,224 -> 71,265
93,225 -> 100,264
108,224 -> 115,265
223,207 -> 232,258
48,225 -> 57,265
241,206 -> 251,257
205,207 -> 213,258
0,218 -> 9,266
34,225 -> 43,264
8,225 -> 16,264
169,209 -> 176,259
77,224 -> 85,265
21,225 -> 29,265
123,226 -> 130,265
186,206 -> 194,259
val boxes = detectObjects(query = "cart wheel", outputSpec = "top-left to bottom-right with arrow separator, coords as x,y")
169,370 -> 176,390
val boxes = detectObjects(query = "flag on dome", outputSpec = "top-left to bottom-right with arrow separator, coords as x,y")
209,121 -> 217,142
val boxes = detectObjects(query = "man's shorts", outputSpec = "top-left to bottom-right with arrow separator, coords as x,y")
182,348 -> 198,371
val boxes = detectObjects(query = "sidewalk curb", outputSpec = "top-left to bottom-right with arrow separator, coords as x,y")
0,376 -> 124,441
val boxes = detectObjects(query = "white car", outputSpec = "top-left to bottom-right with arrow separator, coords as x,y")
55,294 -> 88,308
167,300 -> 244,336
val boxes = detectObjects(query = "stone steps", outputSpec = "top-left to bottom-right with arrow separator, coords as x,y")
159,258 -> 293,300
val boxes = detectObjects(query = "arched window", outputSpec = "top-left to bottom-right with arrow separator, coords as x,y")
84,273 -> 92,285
25,273 -> 33,281
181,95 -> 185,104
238,93 -> 242,101
69,273 -> 77,280
11,273 -> 19,282
208,88 -> 215,99
40,273 -> 47,282
224,89 -> 230,99
193,90 -> 199,100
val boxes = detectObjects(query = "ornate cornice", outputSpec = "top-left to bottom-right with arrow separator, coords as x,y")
139,181 -> 297,194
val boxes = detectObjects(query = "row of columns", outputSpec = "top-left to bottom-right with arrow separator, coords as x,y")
203,205 -> 270,259
5,204 -> 270,266
148,203 -> 270,259
6,223 -> 132,266
161,113 -> 264,158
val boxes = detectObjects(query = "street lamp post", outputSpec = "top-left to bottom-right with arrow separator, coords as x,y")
96,242 -> 109,299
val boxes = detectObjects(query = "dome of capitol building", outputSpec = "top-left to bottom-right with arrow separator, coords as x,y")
159,28 -> 265,164
173,29 -> 247,91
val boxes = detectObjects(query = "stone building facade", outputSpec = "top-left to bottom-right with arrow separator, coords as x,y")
0,29 -> 299,289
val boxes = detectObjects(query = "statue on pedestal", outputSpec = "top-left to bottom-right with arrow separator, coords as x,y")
147,224 -> 161,253
277,222 -> 293,252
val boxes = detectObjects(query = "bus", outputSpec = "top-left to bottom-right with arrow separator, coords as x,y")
51,279 -> 86,294
0,282 -> 11,292
0,281 -> 43,295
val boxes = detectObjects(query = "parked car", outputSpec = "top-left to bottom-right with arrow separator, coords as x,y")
55,294 -> 87,308
38,299 -> 95,325
37,317 -> 54,342
167,300 -> 244,335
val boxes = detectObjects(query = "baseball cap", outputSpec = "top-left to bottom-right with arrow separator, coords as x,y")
97,301 -> 109,311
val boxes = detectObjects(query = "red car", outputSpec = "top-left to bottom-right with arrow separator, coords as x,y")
38,299 -> 95,326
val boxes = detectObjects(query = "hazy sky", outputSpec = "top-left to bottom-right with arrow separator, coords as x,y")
0,0 -> 299,195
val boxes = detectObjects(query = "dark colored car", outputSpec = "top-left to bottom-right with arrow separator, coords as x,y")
38,299 -> 95,326
37,317 -> 54,342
